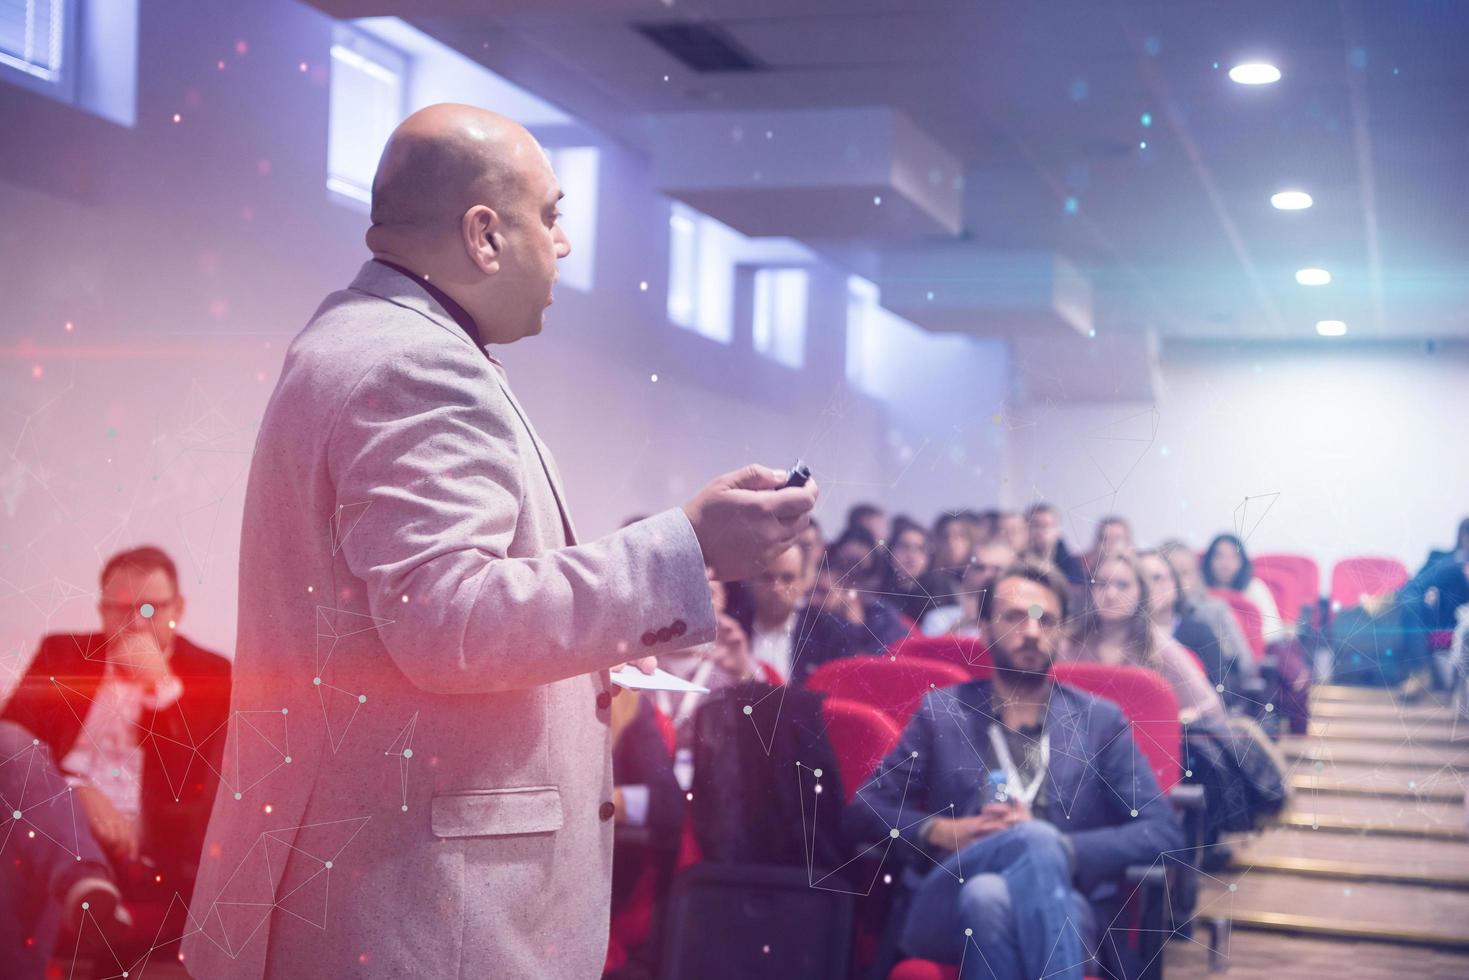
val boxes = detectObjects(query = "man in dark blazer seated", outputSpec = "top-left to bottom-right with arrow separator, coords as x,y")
844,561 -> 1182,980
0,546 -> 230,976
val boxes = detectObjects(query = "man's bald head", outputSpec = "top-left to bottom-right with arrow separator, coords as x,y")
364,103 -> 571,346
369,104 -> 540,232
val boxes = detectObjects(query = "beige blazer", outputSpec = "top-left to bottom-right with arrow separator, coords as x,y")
181,261 -> 715,979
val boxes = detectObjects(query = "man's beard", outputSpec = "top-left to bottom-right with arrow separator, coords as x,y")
993,642 -> 1052,686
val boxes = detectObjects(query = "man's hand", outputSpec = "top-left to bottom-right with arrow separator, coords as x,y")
110,631 -> 172,691
683,465 -> 819,582
923,806 -> 1012,851
75,784 -> 139,862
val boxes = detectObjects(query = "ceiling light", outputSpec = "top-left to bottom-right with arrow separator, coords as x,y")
1295,268 -> 1331,286
1271,190 -> 1313,210
1315,320 -> 1347,337
1229,62 -> 1281,85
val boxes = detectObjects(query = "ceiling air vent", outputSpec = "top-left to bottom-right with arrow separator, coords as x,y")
635,21 -> 763,73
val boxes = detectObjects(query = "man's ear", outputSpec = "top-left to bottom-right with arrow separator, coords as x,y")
462,204 -> 501,275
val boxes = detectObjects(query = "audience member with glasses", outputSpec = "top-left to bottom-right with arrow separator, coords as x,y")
0,546 -> 231,977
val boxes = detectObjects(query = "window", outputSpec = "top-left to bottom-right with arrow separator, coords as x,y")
545,146 -> 599,293
666,202 -> 746,344
752,268 -> 808,369
667,206 -> 700,330
1,0 -> 136,125
0,0 -> 69,88
846,276 -> 883,393
327,26 -> 407,209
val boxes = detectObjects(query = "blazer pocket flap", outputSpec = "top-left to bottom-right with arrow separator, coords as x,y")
430,786 -> 564,838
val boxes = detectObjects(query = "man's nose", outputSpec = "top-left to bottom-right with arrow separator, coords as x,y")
554,225 -> 572,259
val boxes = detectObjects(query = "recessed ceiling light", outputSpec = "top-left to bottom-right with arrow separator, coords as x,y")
1271,190 -> 1313,210
1296,268 -> 1331,286
1316,320 -> 1347,337
1229,62 -> 1281,85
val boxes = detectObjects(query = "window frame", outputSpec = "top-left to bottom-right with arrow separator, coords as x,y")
326,24 -> 409,211
0,0 -> 79,105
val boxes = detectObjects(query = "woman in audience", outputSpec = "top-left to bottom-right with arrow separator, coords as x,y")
1202,533 -> 1294,642
931,513 -> 975,582
1068,553 -> 1229,731
1138,548 -> 1260,700
882,516 -> 939,623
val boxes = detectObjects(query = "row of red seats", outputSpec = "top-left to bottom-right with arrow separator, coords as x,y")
1254,553 -> 1409,622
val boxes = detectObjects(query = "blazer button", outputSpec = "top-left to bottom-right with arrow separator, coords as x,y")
596,691 -> 612,711
656,626 -> 673,643
599,800 -> 616,822
641,631 -> 657,647
672,619 -> 687,637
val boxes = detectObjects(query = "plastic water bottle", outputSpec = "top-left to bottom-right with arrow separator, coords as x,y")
987,768 -> 1009,805
674,748 -> 695,792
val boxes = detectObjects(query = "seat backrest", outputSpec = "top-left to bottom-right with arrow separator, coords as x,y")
820,696 -> 903,791
884,634 -> 992,679
1051,661 -> 1182,791
804,654 -> 971,726
1210,588 -> 1266,661
1253,553 -> 1320,614
1330,556 -> 1409,609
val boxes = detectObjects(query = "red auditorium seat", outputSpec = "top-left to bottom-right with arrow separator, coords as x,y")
1252,553 -> 1321,628
885,634 -> 992,678
1211,588 -> 1266,662
1051,661 -> 1182,790
1329,556 -> 1409,609
820,696 -> 903,790
888,663 -> 1181,980
804,654 -> 971,726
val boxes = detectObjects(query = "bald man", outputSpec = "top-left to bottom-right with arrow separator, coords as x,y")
181,105 -> 816,980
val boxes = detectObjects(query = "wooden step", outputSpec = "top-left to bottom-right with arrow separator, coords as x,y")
1164,929 -> 1469,979
1288,759 -> 1465,802
1277,813 -> 1469,842
1288,786 -> 1468,821
1279,737 -> 1469,771
1291,777 -> 1463,804
1307,719 -> 1465,747
1312,684 -> 1408,704
1198,874 -> 1469,949
1309,700 -> 1456,724
1235,826 -> 1469,881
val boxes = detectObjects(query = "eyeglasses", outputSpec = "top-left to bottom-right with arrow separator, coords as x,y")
100,598 -> 178,617
995,607 -> 1062,632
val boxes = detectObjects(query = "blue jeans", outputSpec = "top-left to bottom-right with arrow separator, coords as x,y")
899,820 -> 1095,980
0,721 -> 112,980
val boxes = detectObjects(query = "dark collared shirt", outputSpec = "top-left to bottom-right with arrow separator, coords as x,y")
374,259 -> 490,360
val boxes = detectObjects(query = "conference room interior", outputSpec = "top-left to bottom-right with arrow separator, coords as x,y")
1,1 -> 1467,978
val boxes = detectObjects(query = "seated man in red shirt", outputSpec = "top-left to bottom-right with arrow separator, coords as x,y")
0,546 -> 230,977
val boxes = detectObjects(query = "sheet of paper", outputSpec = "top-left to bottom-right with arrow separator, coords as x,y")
608,665 -> 710,694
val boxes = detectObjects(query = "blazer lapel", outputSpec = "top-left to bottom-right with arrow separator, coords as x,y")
488,371 -> 579,547
348,260 -> 579,546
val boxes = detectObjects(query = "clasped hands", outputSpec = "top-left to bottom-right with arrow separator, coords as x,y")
923,798 -> 1033,852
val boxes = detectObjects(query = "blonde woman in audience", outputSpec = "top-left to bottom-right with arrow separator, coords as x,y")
1068,553 -> 1229,731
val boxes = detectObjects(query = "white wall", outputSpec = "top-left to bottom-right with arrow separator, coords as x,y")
1008,342 -> 1469,572
0,0 -> 1009,687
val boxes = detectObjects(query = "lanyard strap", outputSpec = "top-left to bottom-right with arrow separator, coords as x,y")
654,657 -> 715,725
987,724 -> 1050,808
